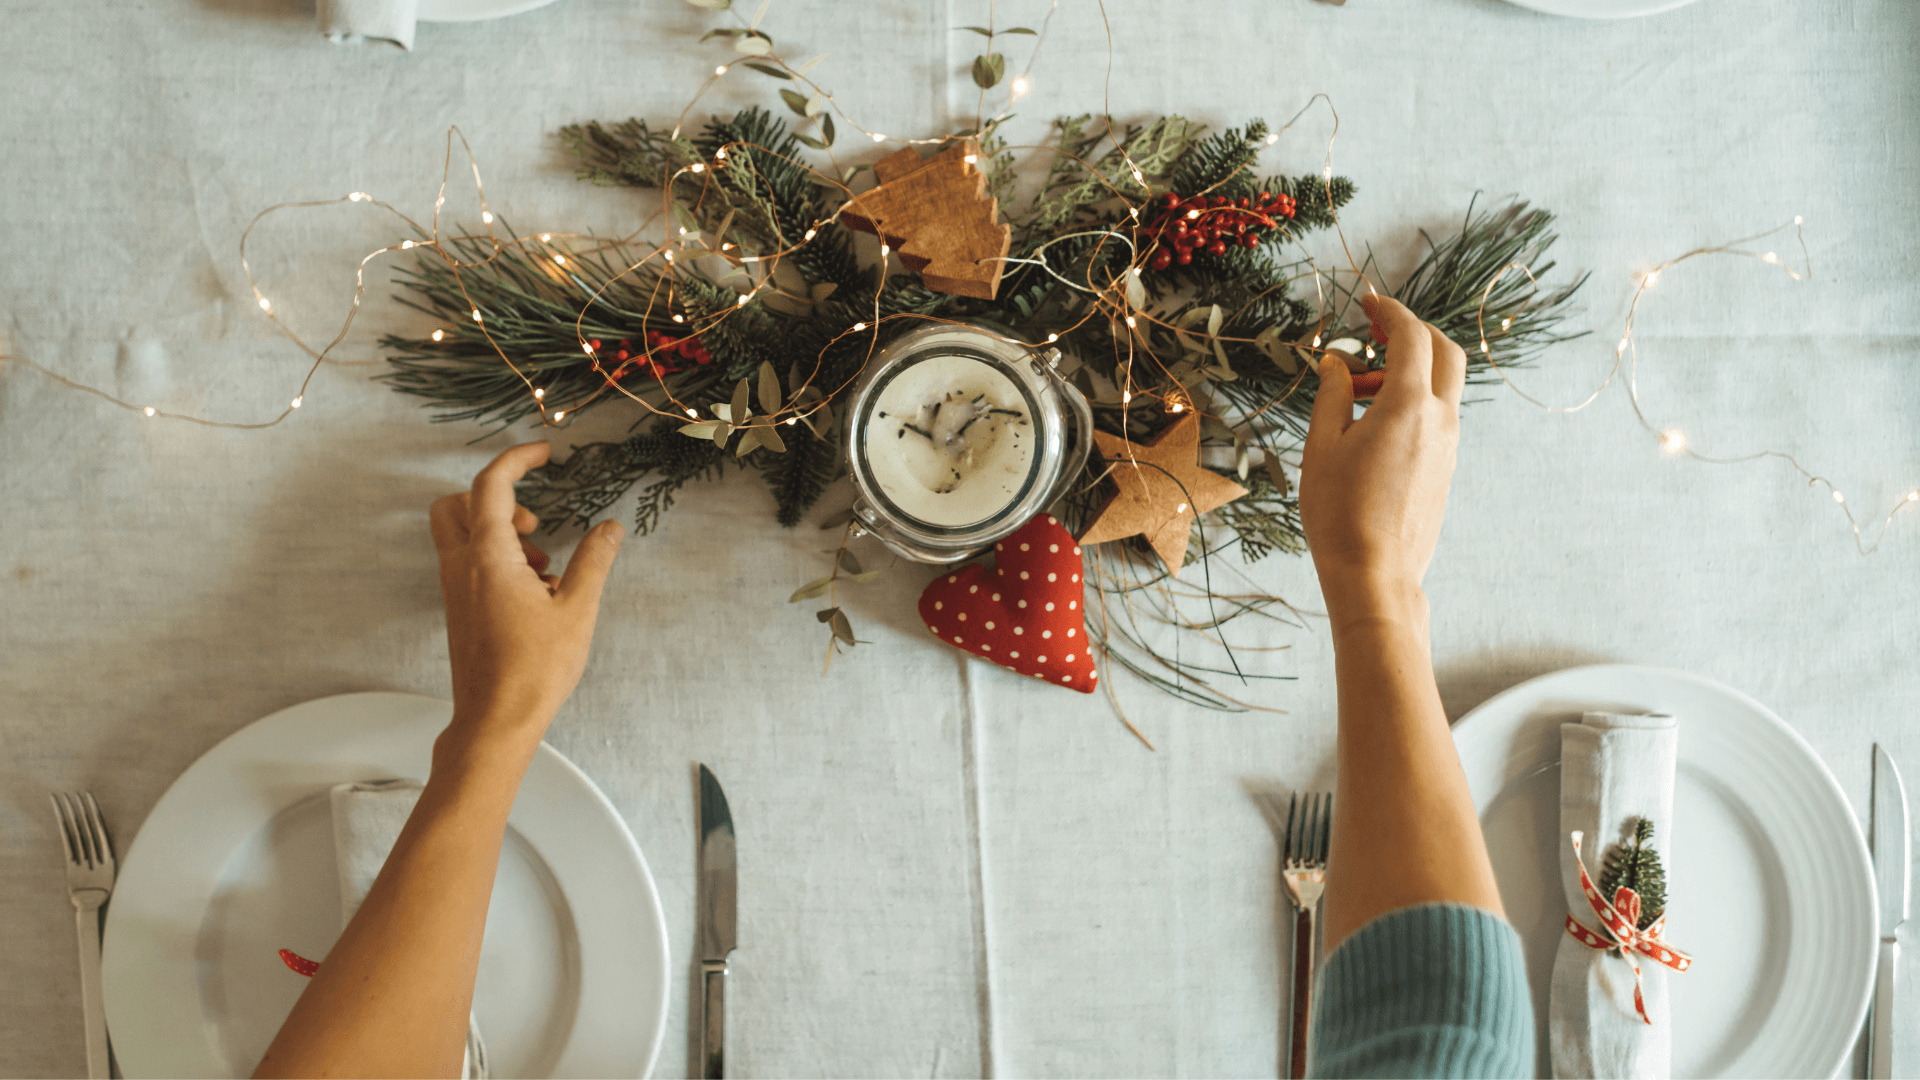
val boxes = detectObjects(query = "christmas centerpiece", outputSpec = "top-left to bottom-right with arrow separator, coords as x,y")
376,14 -> 1583,719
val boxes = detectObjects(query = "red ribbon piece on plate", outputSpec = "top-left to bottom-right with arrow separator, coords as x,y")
1564,831 -> 1692,1025
278,948 -> 320,978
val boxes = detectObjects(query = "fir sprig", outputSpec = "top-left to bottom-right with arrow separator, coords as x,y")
1598,818 -> 1668,930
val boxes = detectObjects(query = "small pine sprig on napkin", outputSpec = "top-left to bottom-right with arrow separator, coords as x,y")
1598,817 -> 1668,930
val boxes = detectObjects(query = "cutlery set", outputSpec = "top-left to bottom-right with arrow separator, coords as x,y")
51,746 -> 1908,1079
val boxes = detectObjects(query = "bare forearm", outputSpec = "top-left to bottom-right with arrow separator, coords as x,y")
1321,580 -> 1503,949
254,720 -> 541,1079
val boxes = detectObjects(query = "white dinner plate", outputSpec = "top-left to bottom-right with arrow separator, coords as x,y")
101,692 -> 670,1078
1453,665 -> 1876,1079
1504,0 -> 1702,17
418,0 -> 562,23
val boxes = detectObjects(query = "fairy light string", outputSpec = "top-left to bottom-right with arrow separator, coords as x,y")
0,6 -> 1903,558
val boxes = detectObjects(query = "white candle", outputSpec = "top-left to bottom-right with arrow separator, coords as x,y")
865,354 -> 1035,527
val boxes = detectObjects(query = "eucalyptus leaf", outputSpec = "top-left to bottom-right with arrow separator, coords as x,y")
743,62 -> 790,79
1236,443 -> 1250,481
818,506 -> 855,530
829,608 -> 856,646
794,133 -> 827,150
747,0 -> 771,30
758,360 -> 782,413
789,576 -> 834,602
816,606 -> 839,623
1266,456 -> 1291,497
734,425 -> 760,458
837,549 -> 864,575
849,570 -> 884,583
804,91 -> 826,117
757,420 -> 787,453
808,281 -> 838,304
794,53 -> 827,75
685,0 -> 731,10
1206,303 -> 1224,337
710,402 -> 734,423
820,113 -> 836,146
779,88 -> 810,116
711,421 -> 734,444
700,27 -> 744,40
733,34 -> 773,55
678,422 -> 718,440
959,25 -> 993,36
1002,26 -> 1037,34
731,378 -> 752,425
971,53 -> 1006,89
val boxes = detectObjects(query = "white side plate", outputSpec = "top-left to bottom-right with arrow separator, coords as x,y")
101,692 -> 669,1079
1504,0 -> 1704,18
1453,665 -> 1876,1079
417,0 -> 563,24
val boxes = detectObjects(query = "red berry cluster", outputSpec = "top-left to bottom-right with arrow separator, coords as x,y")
589,331 -> 715,381
1139,190 -> 1297,271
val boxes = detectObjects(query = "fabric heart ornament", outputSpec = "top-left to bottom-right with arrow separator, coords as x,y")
917,514 -> 1097,693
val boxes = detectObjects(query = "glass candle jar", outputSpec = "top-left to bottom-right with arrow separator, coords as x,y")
845,322 -> 1093,564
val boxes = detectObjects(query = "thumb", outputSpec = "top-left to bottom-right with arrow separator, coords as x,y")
1305,355 -> 1355,459
558,520 -> 625,605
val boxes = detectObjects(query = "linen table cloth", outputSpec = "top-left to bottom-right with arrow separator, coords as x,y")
3,0 -> 1917,1076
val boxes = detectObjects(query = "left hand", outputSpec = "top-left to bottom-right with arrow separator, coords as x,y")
428,441 -> 625,746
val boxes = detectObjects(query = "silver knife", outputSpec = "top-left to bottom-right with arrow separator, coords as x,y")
1869,745 -> 1910,1080
696,764 -> 738,1080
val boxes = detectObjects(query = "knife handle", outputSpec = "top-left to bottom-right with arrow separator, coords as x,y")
700,961 -> 727,1079
1870,938 -> 1899,1080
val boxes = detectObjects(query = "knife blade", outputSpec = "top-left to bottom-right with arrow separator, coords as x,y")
1868,745 -> 1909,1080
696,764 -> 737,1080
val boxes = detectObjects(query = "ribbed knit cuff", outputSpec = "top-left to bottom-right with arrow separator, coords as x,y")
1309,903 -> 1535,1079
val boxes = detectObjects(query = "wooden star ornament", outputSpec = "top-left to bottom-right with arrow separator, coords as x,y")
1077,413 -> 1248,574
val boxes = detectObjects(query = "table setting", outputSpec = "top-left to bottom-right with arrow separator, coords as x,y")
5,0 -> 1919,1076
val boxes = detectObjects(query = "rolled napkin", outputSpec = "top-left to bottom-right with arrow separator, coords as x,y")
317,0 -> 417,50
332,780 -> 487,1079
1550,712 -> 1677,1080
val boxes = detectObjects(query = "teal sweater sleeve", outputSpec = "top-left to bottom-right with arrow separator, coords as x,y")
1308,903 -> 1534,1079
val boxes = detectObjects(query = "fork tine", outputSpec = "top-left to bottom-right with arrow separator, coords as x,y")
1320,791 -> 1336,864
50,794 -> 79,865
70,793 -> 98,868
1306,794 -> 1322,865
82,793 -> 112,865
1283,792 -> 1299,865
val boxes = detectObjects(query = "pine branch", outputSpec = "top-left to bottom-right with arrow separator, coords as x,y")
1598,817 -> 1667,930
517,420 -> 733,535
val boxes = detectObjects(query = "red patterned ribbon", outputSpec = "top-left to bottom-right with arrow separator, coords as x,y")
1564,831 -> 1692,1025
278,948 -> 320,977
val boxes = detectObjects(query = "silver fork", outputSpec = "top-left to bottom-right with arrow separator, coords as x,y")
1281,792 -> 1331,1080
52,792 -> 116,1080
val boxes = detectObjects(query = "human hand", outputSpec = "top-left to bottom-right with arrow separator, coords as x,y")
428,441 -> 625,747
1300,293 -> 1465,628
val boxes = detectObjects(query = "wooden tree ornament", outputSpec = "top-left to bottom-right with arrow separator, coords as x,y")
838,141 -> 1012,300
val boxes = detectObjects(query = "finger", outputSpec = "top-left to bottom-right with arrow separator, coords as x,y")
1349,370 -> 1386,399
469,442 -> 552,548
1305,355 -> 1355,460
429,494 -> 470,551
1428,323 -> 1467,410
1361,293 -> 1433,403
520,537 -> 552,574
514,503 -> 539,536
557,520 -> 626,606
540,573 -> 562,592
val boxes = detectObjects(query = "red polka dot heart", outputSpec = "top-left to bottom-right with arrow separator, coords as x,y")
917,514 -> 1097,693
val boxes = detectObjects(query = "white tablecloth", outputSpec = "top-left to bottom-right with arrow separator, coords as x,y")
3,0 -> 1916,1076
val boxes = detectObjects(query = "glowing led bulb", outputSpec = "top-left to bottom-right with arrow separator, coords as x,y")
736,293 -> 750,306
1265,133 -> 1279,145
1501,317 -> 1511,331
290,396 -> 303,409
533,388 -> 545,399
540,233 -> 552,242
1169,402 -> 1184,413
679,226 -> 688,236
880,244 -> 890,257
716,147 -> 728,160
690,163 -> 705,173
582,341 -> 593,354
1311,335 -> 1321,348
685,408 -> 699,418
554,255 -> 566,265
433,329 -> 446,342
804,229 -> 817,240
963,154 -> 978,164
1186,209 -> 1200,219
481,211 -> 494,223
1323,165 -> 1333,179
1480,341 -> 1490,354
1832,490 -> 1845,504
672,313 -> 685,323
715,65 -> 728,75
1364,345 -> 1376,359
1175,502 -> 1188,513
258,297 -> 272,311
436,196 -> 445,208
1047,333 -> 1059,342
1616,337 -> 1630,355
1010,76 -> 1030,97
1125,316 -> 1138,327
1761,252 -> 1779,264
786,416 -> 798,425
401,240 -> 415,249
1659,428 -> 1688,455
143,406 -> 156,417
552,411 -> 565,421
471,309 -> 483,322
871,133 -> 886,143
664,251 -> 674,262
349,192 -> 367,202
1122,390 -> 1132,404
852,322 -> 868,331
1794,216 -> 1803,225
1642,269 -> 1660,288
1908,491 -> 1919,502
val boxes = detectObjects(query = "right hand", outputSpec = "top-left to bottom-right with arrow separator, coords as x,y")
428,441 -> 625,747
1299,294 -> 1466,625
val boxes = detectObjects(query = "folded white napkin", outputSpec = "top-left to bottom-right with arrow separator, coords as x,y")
317,0 -> 418,50
1550,712 -> 1677,1080
331,780 -> 486,1079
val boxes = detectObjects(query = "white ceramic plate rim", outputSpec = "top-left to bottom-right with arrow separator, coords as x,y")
1504,0 -> 1703,18
1452,664 -> 1876,1078
416,0 -> 563,24
100,692 -> 670,1078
